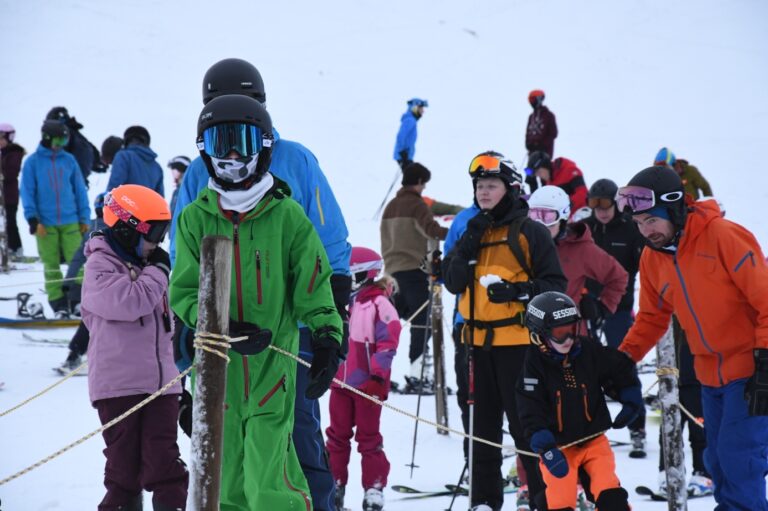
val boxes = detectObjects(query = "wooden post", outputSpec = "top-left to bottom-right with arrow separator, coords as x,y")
191,236 -> 233,511
657,321 -> 687,511
428,241 -> 449,435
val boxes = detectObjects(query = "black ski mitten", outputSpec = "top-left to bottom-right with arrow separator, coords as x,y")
228,320 -> 272,356
306,327 -> 341,399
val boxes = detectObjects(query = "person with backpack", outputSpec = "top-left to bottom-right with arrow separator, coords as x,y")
526,151 -> 587,212
326,246 -> 401,511
45,106 -> 105,186
20,120 -> 90,316
525,90 -> 558,158
106,126 -> 164,196
393,98 -> 428,169
171,93 -> 343,509
0,123 -> 25,258
443,152 -> 567,511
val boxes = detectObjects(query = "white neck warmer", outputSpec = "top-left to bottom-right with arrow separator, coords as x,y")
208,173 -> 275,213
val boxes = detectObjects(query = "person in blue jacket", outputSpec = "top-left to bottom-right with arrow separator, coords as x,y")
21,120 -> 90,316
171,58 -> 351,511
393,98 -> 428,169
106,126 -> 164,196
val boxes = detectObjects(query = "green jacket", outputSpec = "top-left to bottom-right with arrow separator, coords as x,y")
677,159 -> 712,199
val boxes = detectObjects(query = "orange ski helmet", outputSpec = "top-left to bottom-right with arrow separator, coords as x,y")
104,184 -> 171,247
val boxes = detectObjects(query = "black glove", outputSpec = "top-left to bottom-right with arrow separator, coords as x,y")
147,247 -> 171,278
28,217 -> 39,236
173,314 -> 195,371
580,294 -> 607,323
228,319 -> 272,355
487,280 -> 533,304
306,327 -> 341,399
330,274 -> 352,359
612,386 -> 643,429
178,389 -> 193,437
745,348 -> 768,416
457,211 -> 493,260
430,249 -> 442,277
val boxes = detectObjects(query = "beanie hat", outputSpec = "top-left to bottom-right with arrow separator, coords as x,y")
402,162 -> 431,186
124,125 -> 150,146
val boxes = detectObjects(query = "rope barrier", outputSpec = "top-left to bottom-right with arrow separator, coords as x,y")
0,361 -> 87,417
653,366 -> 704,429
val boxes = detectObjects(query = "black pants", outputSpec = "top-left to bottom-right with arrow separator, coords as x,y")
392,269 -> 431,363
5,203 -> 21,251
452,323 -> 470,457
69,322 -> 90,356
657,384 -> 708,474
471,345 -> 545,510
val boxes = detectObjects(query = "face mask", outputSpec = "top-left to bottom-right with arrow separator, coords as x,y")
210,155 -> 259,184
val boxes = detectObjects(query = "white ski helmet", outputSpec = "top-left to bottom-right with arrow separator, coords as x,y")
528,185 -> 571,224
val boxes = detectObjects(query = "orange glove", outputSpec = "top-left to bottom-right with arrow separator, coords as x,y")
79,223 -> 90,234
36,224 -> 47,237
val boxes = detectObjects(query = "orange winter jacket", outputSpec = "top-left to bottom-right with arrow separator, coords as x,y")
619,201 -> 768,387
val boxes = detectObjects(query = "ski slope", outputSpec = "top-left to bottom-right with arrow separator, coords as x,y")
2,0 -> 767,509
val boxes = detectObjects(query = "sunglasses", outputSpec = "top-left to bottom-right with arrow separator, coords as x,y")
528,207 -> 562,226
547,322 -> 578,345
105,196 -> 170,243
615,186 -> 684,214
587,197 -> 614,209
198,122 -> 268,159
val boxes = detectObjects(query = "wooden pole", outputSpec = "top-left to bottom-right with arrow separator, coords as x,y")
191,236 -> 233,511
428,240 -> 449,435
657,320 -> 687,511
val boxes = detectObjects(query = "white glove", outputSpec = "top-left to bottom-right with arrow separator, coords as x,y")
479,274 -> 503,288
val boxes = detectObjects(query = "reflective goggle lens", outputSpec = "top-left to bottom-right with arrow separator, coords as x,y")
547,323 -> 578,344
587,197 -> 614,209
144,221 -> 170,243
202,123 -> 263,158
528,207 -> 561,226
469,155 -> 502,176
50,135 -> 69,147
616,186 -> 655,213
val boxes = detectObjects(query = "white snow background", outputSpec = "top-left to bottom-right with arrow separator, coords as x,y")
1,0 -> 767,509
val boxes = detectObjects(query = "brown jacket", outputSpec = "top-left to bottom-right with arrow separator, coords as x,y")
380,187 -> 448,274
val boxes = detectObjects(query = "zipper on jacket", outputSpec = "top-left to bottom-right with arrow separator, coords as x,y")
581,384 -> 592,422
231,212 -> 250,400
556,390 -> 563,432
153,310 -> 163,390
307,255 -> 321,294
256,250 -> 263,304
283,434 -> 312,510
258,375 -> 287,407
50,154 -> 62,225
162,292 -> 172,332
673,254 -> 723,385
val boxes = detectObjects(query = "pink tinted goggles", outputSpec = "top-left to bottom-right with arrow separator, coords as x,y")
528,207 -> 561,226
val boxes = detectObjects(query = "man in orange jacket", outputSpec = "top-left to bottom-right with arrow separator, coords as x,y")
616,165 -> 768,511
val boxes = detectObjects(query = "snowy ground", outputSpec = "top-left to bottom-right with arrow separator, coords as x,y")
2,0 -> 767,509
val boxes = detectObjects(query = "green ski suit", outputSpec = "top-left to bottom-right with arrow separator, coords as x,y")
170,179 -> 342,511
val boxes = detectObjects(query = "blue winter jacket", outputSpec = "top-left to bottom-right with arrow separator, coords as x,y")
21,144 -> 91,226
443,204 -> 479,325
106,144 -> 164,196
170,129 -> 351,275
392,110 -> 418,162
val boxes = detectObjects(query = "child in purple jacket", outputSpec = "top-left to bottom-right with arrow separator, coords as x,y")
326,246 -> 402,511
81,184 -> 187,511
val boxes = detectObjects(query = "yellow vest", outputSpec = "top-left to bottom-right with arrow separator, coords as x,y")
458,224 -> 532,348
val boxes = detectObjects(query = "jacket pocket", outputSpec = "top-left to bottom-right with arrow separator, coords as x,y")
307,255 -> 321,294
556,390 -> 563,432
581,384 -> 592,422
255,250 -> 263,305
258,374 -> 287,407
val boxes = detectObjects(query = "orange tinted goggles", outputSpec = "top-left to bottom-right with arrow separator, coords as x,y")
548,323 -> 578,344
587,197 -> 614,209
469,154 -> 503,176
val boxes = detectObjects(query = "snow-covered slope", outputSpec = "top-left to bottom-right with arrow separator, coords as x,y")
1,0 -> 767,509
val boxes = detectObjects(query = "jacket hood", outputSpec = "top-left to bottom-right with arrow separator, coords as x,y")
491,197 -> 530,226
679,199 -> 722,249
125,144 -> 158,162
561,221 -> 593,245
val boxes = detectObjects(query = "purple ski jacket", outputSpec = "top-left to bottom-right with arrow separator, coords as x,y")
81,236 -> 181,404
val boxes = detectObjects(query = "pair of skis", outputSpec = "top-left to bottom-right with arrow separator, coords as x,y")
392,483 -> 516,499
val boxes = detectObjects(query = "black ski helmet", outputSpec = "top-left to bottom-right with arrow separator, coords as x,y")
527,150 -> 552,171
202,58 -> 266,105
525,291 -> 580,341
588,178 -> 618,200
196,94 -> 273,190
124,126 -> 150,146
469,150 -> 523,195
41,120 -> 70,148
624,165 -> 687,229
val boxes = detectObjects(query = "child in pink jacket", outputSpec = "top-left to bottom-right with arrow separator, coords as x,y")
326,247 -> 401,511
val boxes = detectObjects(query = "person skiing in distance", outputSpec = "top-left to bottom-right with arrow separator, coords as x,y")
393,98 -> 428,169
81,184 -> 187,511
581,178 -> 648,457
442,152 -> 567,511
525,90 -> 558,158
654,147 -> 713,200
169,57 -> 351,511
526,151 -> 587,212
20,120 -> 90,316
168,155 -> 191,215
616,165 -> 768,510
171,93 -> 343,509
0,123 -> 26,259
106,126 -> 164,196
380,162 -> 447,394
517,292 -> 640,511
326,246 -> 401,511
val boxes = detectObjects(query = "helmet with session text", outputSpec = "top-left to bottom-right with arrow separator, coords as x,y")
202,58 -> 266,105
525,291 -> 580,348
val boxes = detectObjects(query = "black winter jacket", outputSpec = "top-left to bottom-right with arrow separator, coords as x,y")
516,337 -> 640,445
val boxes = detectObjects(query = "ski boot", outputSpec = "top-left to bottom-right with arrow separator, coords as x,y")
657,470 -> 668,498
55,351 -> 86,376
402,376 -> 435,395
334,482 -> 345,511
362,487 -> 384,511
629,428 -> 647,458
516,484 -> 530,511
687,471 -> 714,496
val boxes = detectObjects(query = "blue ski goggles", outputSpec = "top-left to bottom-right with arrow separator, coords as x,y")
198,123 -> 269,158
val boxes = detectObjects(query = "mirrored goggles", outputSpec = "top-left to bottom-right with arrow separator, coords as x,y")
105,197 -> 171,243
50,135 -> 70,147
546,322 -> 578,345
587,197 -> 614,210
615,186 -> 684,214
528,207 -> 561,226
199,123 -> 266,158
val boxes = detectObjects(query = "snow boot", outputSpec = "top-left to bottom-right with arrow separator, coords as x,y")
55,351 -> 85,376
335,482 -> 345,511
595,487 -> 630,510
687,471 -> 714,496
362,487 -> 384,511
629,428 -> 646,458
403,376 -> 435,395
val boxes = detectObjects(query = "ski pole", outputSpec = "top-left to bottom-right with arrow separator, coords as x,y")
467,258 -> 477,510
372,167 -> 401,220
446,459 -> 469,511
406,276 -> 435,477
